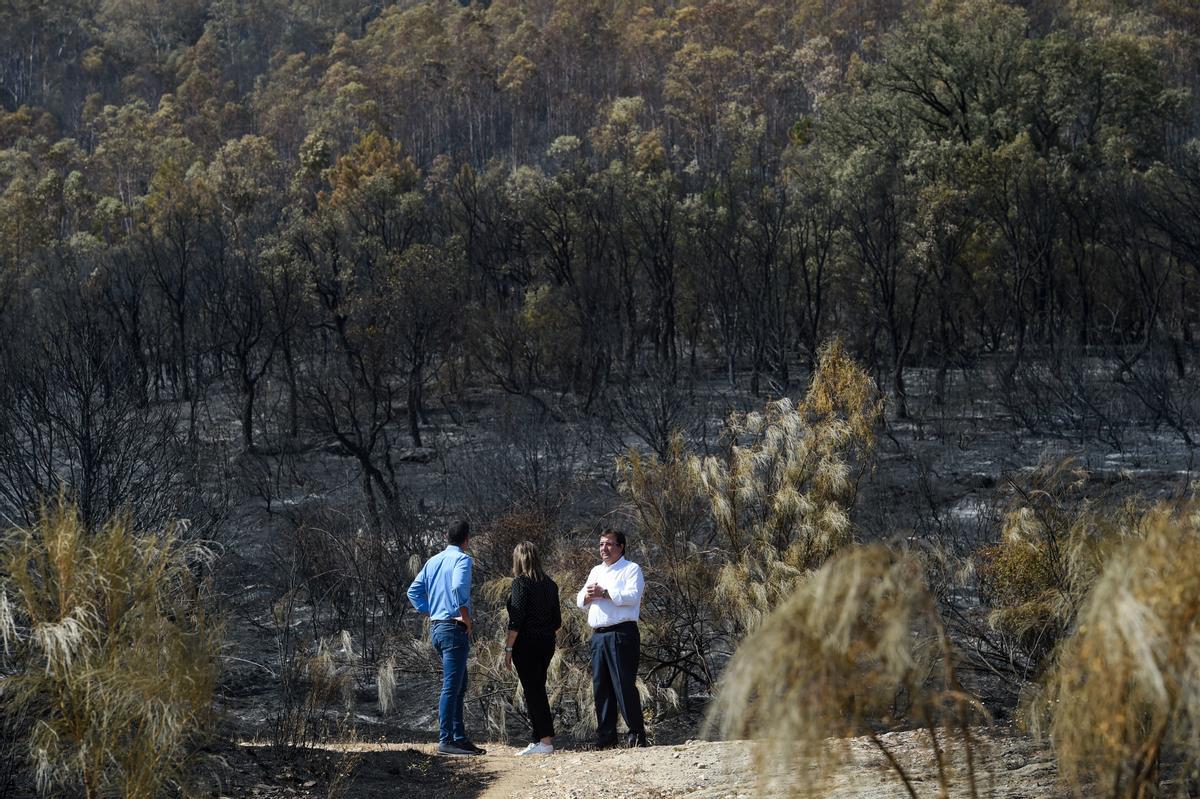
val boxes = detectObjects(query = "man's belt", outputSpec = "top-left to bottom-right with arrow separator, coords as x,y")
593,621 -> 637,634
433,618 -> 468,628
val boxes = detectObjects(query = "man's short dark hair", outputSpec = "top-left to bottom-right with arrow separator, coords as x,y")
447,520 -> 470,547
600,528 -> 626,549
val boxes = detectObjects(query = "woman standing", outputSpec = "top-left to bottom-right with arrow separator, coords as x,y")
505,541 -> 561,755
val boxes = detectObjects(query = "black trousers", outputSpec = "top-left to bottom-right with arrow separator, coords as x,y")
589,622 -> 644,743
512,632 -> 556,741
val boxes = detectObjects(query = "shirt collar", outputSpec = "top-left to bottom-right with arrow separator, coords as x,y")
602,555 -> 627,570
446,545 -> 463,554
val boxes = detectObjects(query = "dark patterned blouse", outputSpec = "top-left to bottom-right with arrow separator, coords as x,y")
507,575 -> 561,638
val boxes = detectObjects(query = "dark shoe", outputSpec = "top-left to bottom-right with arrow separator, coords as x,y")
453,739 -> 487,755
438,741 -> 483,756
593,737 -> 618,750
625,732 -> 649,748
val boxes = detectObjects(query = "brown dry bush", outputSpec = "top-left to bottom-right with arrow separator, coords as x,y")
265,616 -> 364,797
270,629 -> 359,749
0,499 -> 220,799
1033,504 -> 1200,799
278,500 -> 431,666
976,461 -> 1145,680
709,545 -> 986,799
617,435 -> 724,698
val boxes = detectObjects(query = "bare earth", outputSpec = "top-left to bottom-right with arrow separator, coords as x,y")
472,729 -> 1061,799
220,728 -> 1062,799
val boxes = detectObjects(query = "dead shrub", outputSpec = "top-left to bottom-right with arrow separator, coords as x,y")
0,499 -> 219,799
616,435 -> 722,697
270,628 -> 360,751
0,706 -> 29,799
264,607 -> 363,797
709,545 -> 986,799
280,501 -> 429,663
450,403 -> 598,522
472,506 -> 558,581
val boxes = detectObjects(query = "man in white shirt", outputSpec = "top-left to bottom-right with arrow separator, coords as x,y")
576,528 -> 648,748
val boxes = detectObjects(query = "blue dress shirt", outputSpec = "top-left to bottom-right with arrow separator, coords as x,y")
407,545 -> 473,620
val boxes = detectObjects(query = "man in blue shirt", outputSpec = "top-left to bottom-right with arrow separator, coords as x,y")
407,520 -> 485,756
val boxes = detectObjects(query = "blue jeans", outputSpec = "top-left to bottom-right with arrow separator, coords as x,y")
430,622 -> 469,744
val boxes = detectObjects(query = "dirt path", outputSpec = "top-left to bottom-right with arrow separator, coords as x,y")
468,732 -> 1061,799
474,741 -> 758,799
237,729 -> 1062,799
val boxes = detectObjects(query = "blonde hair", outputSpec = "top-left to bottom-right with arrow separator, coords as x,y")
512,540 -> 546,580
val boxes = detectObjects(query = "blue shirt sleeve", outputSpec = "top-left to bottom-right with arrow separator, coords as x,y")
407,564 -> 430,615
451,554 -> 472,613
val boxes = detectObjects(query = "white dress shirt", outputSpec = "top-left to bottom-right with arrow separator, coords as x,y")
575,556 -> 644,628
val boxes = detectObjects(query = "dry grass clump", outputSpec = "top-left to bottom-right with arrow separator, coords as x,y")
273,630 -> 361,749
1034,504 -> 1200,799
0,499 -> 219,799
473,506 -> 559,580
977,460 -> 1144,677
709,545 -> 984,799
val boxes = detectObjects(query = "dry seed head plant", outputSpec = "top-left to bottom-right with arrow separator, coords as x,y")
690,339 -> 882,628
287,631 -> 359,737
0,499 -> 220,799
709,545 -> 985,799
612,341 -> 881,702
1033,504 -> 1200,799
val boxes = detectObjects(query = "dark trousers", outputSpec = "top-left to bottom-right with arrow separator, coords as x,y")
512,633 -> 556,741
589,622 -> 644,743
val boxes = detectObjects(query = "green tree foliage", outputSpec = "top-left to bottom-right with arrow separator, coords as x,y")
0,0 -> 1198,423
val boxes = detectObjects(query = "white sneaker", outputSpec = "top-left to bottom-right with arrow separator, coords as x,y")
517,742 -> 554,756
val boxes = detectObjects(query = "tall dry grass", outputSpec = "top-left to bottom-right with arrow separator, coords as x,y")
1033,504 -> 1200,798
0,499 -> 220,799
709,545 -> 985,799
